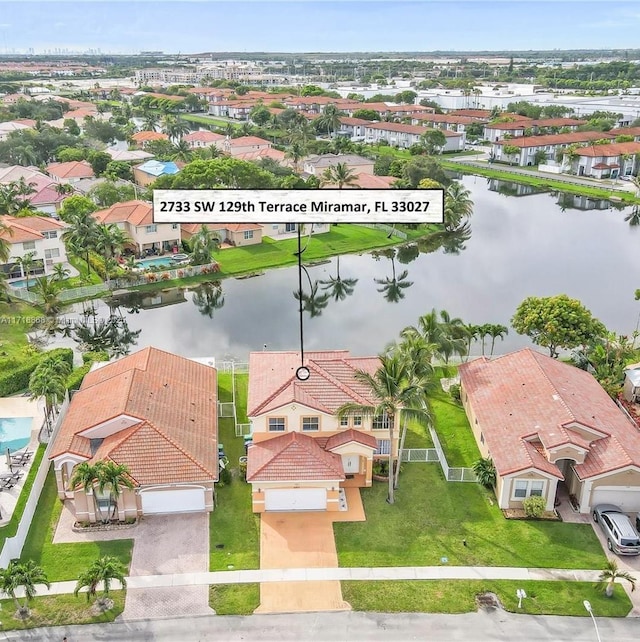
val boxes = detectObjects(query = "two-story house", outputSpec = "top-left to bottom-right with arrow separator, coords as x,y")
93,200 -> 181,255
0,215 -> 68,280
46,160 -> 95,184
572,141 -> 640,178
183,130 -> 226,149
303,153 -> 375,177
246,350 -> 397,513
363,122 -> 464,151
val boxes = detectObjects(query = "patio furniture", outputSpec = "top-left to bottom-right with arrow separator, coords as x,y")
218,444 -> 225,458
0,472 -> 22,482
0,479 -> 16,490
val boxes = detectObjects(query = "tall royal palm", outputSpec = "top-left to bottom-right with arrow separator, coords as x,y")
337,353 -> 431,504
62,211 -> 100,279
29,352 -> 71,430
316,104 -> 342,138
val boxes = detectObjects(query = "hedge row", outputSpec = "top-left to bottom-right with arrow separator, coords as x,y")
0,348 -> 74,397
67,352 -> 109,390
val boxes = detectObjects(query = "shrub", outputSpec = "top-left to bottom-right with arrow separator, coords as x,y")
161,272 -> 170,280
66,364 -> 92,391
87,253 -> 107,279
472,457 -> 496,490
449,383 -> 461,401
82,351 -> 109,364
522,495 -> 546,518
146,273 -> 157,282
218,466 -> 232,486
0,347 -> 73,396
177,270 -> 185,278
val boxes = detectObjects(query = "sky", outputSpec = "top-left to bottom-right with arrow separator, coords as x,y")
1,1 -> 640,54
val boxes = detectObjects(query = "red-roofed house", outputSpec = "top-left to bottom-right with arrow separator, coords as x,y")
46,160 -> 95,184
184,130 -> 226,149
49,347 -> 218,521
222,136 -> 272,156
93,200 -> 181,255
459,348 -> 640,513
131,130 -> 170,148
571,141 -> 640,179
181,222 -> 262,247
364,122 -> 464,151
246,350 -> 390,512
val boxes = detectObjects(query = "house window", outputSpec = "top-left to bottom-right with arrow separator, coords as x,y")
42,230 -> 58,239
171,224 -> 179,229
302,416 -> 319,431
145,225 -> 157,233
22,241 -> 36,251
244,230 -> 254,240
375,439 -> 391,455
285,223 -> 296,232
268,417 -> 285,432
353,416 -> 362,427
44,248 -> 60,259
513,479 -> 545,500
340,416 -> 349,428
373,415 -> 390,430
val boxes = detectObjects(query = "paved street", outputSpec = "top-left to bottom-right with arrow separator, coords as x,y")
9,609 -> 640,642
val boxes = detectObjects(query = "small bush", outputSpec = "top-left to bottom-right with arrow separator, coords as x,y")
523,495 -> 546,518
81,351 -> 109,364
449,383 -> 461,401
66,364 -> 92,391
218,466 -> 232,486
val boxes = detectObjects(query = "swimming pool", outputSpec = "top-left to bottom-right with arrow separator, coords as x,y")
9,278 -> 38,289
0,417 -> 33,453
135,257 -> 176,269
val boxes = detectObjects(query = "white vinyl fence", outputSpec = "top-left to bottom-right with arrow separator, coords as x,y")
0,391 -> 70,567
428,426 -> 477,483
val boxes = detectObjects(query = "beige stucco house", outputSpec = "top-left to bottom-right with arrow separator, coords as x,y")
49,347 -> 218,521
459,348 -> 640,514
181,222 -> 263,247
246,350 -> 394,513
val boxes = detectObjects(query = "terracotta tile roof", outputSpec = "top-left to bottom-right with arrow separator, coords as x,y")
181,222 -> 261,236
458,349 -> 640,480
485,122 -> 528,131
50,347 -> 218,484
609,127 -> 640,137
46,160 -> 94,180
364,122 -> 461,137
93,200 -> 153,226
414,113 -> 485,126
450,109 -> 493,118
325,429 -> 377,451
233,148 -> 286,163
339,117 -> 370,126
248,350 -> 380,417
0,215 -> 66,243
495,131 -> 614,148
131,131 -> 169,143
226,136 -> 271,147
575,141 -> 640,157
184,131 -> 225,143
246,431 -> 345,482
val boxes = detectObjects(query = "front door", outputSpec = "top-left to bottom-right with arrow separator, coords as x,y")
342,455 -> 359,474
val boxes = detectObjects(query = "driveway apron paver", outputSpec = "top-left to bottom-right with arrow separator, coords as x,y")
122,513 -> 213,619
256,512 -> 350,614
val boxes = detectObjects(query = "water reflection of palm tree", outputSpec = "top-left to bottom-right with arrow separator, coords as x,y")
319,256 -> 358,302
192,281 -> 225,318
625,205 -> 640,227
294,265 -> 331,318
374,253 -> 413,303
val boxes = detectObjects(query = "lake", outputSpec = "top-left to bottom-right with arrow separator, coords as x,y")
60,176 -> 640,361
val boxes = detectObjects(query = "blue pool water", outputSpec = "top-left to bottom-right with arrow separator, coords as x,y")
0,417 -> 33,453
136,257 -> 176,269
9,278 -> 38,289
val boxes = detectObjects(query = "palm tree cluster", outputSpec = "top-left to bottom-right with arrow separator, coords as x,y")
190,225 -> 221,265
0,560 -> 50,618
69,460 -> 134,524
75,555 -> 127,608
29,350 -> 72,431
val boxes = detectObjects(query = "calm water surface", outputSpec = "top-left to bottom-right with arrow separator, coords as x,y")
67,176 -> 640,360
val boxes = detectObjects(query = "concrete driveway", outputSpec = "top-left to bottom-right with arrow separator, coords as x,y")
590,515 -> 640,616
122,513 -> 214,619
256,512 -> 350,614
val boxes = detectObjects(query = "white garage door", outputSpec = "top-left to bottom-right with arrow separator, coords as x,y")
140,488 -> 206,515
264,488 -> 327,512
591,487 -> 640,512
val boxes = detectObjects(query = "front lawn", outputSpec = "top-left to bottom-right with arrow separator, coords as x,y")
343,580 -> 631,617
0,592 -> 125,630
20,466 -> 134,582
335,464 -> 606,569
209,584 -> 259,615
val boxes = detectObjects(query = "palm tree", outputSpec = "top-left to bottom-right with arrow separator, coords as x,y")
192,281 -> 225,318
0,559 -> 50,617
294,281 -> 331,318
629,175 -> 640,198
51,263 -> 70,282
0,218 -> 12,264
319,256 -> 358,301
170,139 -> 194,162
472,457 -> 496,489
31,276 -> 62,315
625,205 -> 640,227
444,182 -> 474,230
162,115 -> 190,141
320,162 -> 358,189
143,113 -> 160,132
0,178 -> 36,215
374,255 -> 413,303
285,141 -> 306,173
463,323 -> 480,360
336,353 -> 432,504
476,323 -> 493,356
95,223 -> 130,266
15,251 -> 38,289
62,211 -> 100,279
190,225 -> 221,265
598,559 -> 636,598
74,556 -> 127,608
29,353 -> 71,431
54,183 -> 75,197
316,104 -> 342,138
487,323 -> 508,356
98,460 -> 135,521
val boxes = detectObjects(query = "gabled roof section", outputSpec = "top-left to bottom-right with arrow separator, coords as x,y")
246,431 -> 345,482
93,200 -> 153,226
325,429 -> 378,451
247,350 -> 380,417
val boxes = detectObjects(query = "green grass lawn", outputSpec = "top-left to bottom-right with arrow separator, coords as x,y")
65,257 -> 104,287
0,592 -> 125,630
343,580 -> 631,617
335,464 -> 606,569
0,300 -> 44,366
430,391 -> 481,468
209,584 -> 260,615
20,466 -> 134,582
0,445 -> 45,550
210,373 -> 260,571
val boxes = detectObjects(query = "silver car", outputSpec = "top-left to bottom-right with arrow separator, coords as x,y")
593,504 -> 640,556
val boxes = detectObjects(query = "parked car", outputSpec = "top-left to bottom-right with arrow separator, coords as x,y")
593,504 -> 640,556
